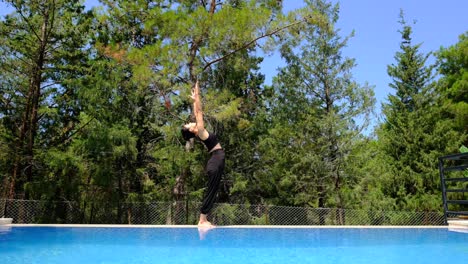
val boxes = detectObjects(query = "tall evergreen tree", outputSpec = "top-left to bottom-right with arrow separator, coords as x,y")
435,32 -> 468,147
0,0 -> 93,199
126,0 -> 326,207
54,0 -> 174,222
377,11 -> 446,212
257,0 -> 374,222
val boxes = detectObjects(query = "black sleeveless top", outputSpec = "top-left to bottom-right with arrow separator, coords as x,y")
201,133 -> 219,152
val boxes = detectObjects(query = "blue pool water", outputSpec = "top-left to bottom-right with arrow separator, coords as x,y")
0,227 -> 467,264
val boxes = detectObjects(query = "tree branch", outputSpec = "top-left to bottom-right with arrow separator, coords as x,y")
61,117 -> 95,145
202,18 -> 307,71
14,5 -> 41,42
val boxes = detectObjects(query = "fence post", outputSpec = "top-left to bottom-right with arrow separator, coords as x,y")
185,199 -> 189,225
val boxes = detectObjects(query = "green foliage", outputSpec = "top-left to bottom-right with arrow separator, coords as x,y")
374,12 -> 465,212
0,0 -> 93,199
0,0 -> 466,224
256,0 -> 375,211
461,145 -> 468,153
436,32 -> 468,146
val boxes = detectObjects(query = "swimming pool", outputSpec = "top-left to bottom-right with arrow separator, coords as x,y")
0,226 -> 467,263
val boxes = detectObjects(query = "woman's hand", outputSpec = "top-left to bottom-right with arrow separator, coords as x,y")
190,80 -> 200,101
191,89 -> 196,101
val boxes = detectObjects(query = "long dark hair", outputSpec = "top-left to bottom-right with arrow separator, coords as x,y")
181,126 -> 196,141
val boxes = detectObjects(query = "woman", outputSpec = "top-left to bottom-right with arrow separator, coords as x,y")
181,81 -> 225,228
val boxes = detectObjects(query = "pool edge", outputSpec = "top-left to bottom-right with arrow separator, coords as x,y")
8,224 -> 449,229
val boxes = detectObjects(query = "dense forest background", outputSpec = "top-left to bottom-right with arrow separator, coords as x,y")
0,0 -> 466,215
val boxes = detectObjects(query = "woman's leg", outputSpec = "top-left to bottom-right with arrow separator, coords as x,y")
199,151 -> 225,225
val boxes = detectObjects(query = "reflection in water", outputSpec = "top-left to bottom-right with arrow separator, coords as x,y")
449,227 -> 468,234
0,226 -> 12,234
198,226 -> 215,240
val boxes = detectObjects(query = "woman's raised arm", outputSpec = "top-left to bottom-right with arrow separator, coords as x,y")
192,80 -> 209,140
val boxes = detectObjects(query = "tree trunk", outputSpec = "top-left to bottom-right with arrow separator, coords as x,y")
9,86 -> 34,198
210,0 -> 216,13
25,8 -> 49,198
12,7 -> 50,199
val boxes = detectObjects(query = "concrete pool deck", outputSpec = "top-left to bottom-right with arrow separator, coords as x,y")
447,220 -> 468,233
0,218 -> 13,225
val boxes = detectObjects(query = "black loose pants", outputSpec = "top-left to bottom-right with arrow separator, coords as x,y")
200,149 -> 225,214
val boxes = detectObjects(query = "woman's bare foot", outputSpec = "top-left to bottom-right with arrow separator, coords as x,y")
198,213 -> 215,228
197,220 -> 215,228
197,225 -> 214,240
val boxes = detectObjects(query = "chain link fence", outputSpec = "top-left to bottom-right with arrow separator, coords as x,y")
0,199 -> 445,225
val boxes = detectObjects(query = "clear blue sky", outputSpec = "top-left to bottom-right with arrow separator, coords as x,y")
1,0 -> 467,123
271,0 -> 468,120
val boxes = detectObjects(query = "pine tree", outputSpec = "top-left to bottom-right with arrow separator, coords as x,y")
128,0 -> 326,208
378,11 -> 443,212
257,0 -> 374,223
0,0 -> 93,199
436,32 -> 468,147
